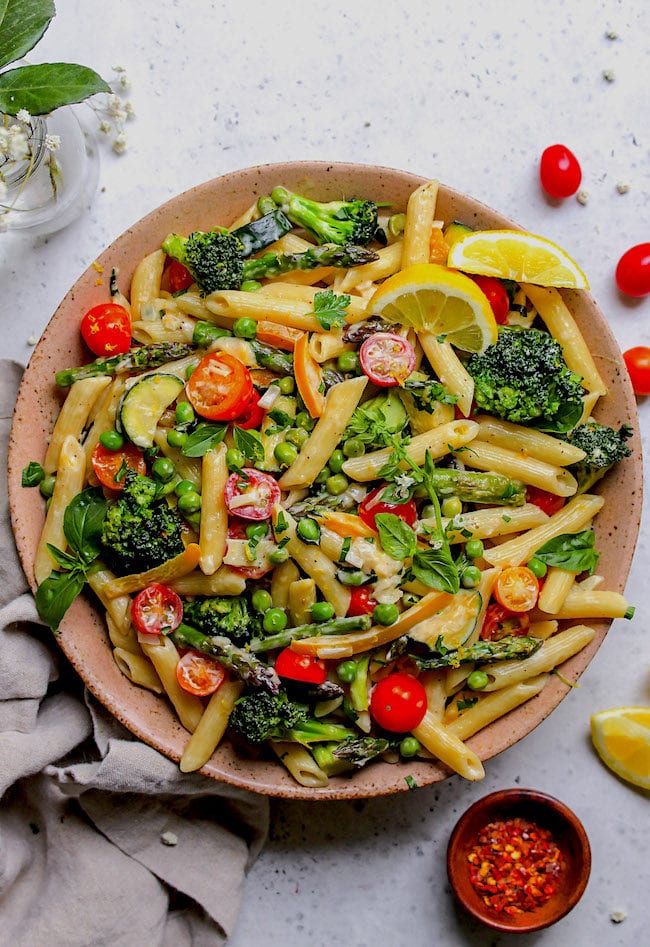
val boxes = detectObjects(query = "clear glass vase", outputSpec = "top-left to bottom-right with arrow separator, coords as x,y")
0,106 -> 100,236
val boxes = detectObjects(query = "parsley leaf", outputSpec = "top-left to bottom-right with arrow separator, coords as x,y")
312,289 -> 350,331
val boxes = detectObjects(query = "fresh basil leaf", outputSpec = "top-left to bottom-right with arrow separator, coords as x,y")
62,488 -> 106,563
0,61 -> 110,115
312,289 -> 350,331
533,529 -> 600,574
411,548 -> 460,594
374,513 -> 417,561
21,460 -> 45,487
182,422 -> 228,457
35,568 -> 86,632
0,0 -> 54,71
45,542 -> 81,571
233,426 -> 265,466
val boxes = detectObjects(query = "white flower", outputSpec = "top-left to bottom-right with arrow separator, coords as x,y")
112,131 -> 127,154
98,120 -> 112,134
45,134 -> 61,152
16,108 -> 31,124
124,101 -> 135,119
119,74 -> 131,90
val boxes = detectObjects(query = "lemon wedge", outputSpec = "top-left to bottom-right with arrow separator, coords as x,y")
447,229 -> 589,289
368,262 -> 498,354
590,706 -> 650,790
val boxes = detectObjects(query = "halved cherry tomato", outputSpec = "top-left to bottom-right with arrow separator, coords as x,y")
224,468 -> 281,520
493,567 -> 539,613
186,352 -> 253,421
615,243 -> 650,297
274,647 -> 327,684
234,390 -> 266,429
347,586 -> 378,617
91,441 -> 147,490
526,486 -> 566,517
131,583 -> 183,636
369,671 -> 427,732
623,346 -> 650,396
358,485 -> 418,531
539,144 -> 582,198
359,332 -> 416,387
226,520 -> 274,578
176,650 -> 226,696
481,603 -> 531,641
470,275 -> 510,324
167,259 -> 194,293
81,303 -> 131,357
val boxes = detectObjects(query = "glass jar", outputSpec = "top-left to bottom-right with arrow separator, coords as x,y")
0,106 -> 100,236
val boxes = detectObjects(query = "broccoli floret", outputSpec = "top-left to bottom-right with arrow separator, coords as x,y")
270,186 -> 379,246
466,327 -> 586,432
228,690 -> 355,746
182,596 -> 262,646
564,420 -> 633,492
162,229 -> 245,294
100,470 -> 185,575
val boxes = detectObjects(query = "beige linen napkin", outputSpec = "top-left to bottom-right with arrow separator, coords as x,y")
0,360 -> 269,947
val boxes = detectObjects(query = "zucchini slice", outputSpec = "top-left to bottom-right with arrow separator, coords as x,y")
119,373 -> 185,448
407,589 -> 482,649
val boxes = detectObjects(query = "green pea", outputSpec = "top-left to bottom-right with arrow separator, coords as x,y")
326,473 -> 349,496
175,479 -> 198,496
274,441 -> 298,468
185,511 -> 202,527
278,376 -> 295,394
246,522 -> 268,541
286,427 -> 309,447
399,736 -> 421,758
441,496 -> 462,518
461,565 -> 482,588
297,517 -> 320,544
465,538 -> 485,560
167,428 -> 188,449
314,465 -> 332,485
328,449 -> 345,473
343,438 -> 365,458
263,607 -> 288,633
268,547 -> 290,565
226,447 -> 245,471
311,601 -> 335,622
152,456 -> 176,483
233,317 -> 258,339
99,429 -> 124,451
175,401 -> 195,425
336,350 -> 360,373
373,602 -> 399,626
39,474 -> 57,499
252,589 -> 273,613
420,504 -> 437,520
177,491 -> 202,515
467,670 -> 489,691
241,280 -> 262,293
336,660 -> 357,683
527,556 -> 548,579
336,569 -> 367,587
295,411 -> 315,431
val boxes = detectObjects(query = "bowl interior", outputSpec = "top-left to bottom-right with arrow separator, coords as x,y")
7,160 -> 643,799
446,788 -> 591,933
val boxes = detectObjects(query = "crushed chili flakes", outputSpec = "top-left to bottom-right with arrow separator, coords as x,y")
466,816 -> 565,915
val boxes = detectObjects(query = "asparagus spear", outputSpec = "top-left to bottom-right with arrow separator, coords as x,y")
423,468 -> 526,506
249,613 -> 373,653
242,244 -> 378,281
55,342 -> 195,388
332,736 -> 397,767
250,340 -> 294,375
170,623 -> 280,693
409,635 -> 543,670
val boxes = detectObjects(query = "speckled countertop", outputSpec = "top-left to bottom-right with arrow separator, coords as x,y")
2,1 -> 648,944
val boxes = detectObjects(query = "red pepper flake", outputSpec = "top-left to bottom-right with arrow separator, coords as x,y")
466,816 -> 565,915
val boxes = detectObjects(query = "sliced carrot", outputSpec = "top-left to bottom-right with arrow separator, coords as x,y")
102,543 -> 202,598
294,332 -> 326,417
314,510 -> 377,539
255,320 -> 302,351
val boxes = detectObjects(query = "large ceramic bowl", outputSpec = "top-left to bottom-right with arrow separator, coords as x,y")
7,161 -> 642,799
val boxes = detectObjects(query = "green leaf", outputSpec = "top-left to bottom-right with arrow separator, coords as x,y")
312,289 -> 350,331
181,422 -> 227,457
21,460 -> 44,486
0,61 -> 110,115
374,513 -> 417,561
45,542 -> 81,571
411,548 -> 460,594
35,567 -> 86,631
0,0 -> 54,71
233,425 -> 265,466
63,487 -> 107,564
533,529 -> 600,575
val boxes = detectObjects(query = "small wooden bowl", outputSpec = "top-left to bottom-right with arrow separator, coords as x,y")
447,788 -> 591,933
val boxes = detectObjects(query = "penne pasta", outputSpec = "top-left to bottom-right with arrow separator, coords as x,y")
180,679 -> 244,772
461,440 -> 578,497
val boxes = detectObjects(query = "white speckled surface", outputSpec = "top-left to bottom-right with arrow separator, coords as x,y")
3,1 -> 648,944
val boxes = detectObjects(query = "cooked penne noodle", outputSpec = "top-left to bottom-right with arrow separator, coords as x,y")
481,625 -> 596,690
169,565 -> 246,596
129,248 -> 166,321
549,589 -> 633,620
271,742 -> 330,788
473,415 -> 587,466
288,578 -> 317,626
401,180 -> 439,267
438,504 -> 549,544
34,435 -> 86,585
461,441 -> 578,497
140,635 -> 204,732
537,566 -> 576,613
418,332 -> 475,417
412,710 -> 485,780
337,241 -> 403,291
198,443 -> 229,575
44,376 -> 111,474
102,544 -> 202,598
529,620 -> 558,640
270,558 -> 301,610
180,679 -> 244,772
87,569 -> 132,634
444,674 -> 549,740
308,330 -> 352,363
113,647 -> 164,694
106,613 -> 141,654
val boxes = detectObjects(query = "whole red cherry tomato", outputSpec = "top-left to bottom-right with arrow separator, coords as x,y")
470,275 -> 510,324
526,486 -> 566,517
186,352 -> 253,421
369,672 -> 427,732
167,260 -> 194,293
346,586 -> 377,617
131,583 -> 183,636
359,332 -> 416,386
80,303 -> 131,357
539,144 -> 582,198
358,485 -> 418,531
224,469 -> 281,520
615,244 -> 650,297
274,648 -> 327,684
623,346 -> 650,396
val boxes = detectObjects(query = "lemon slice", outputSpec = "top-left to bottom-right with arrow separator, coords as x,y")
447,229 -> 589,289
590,706 -> 650,790
368,262 -> 498,353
